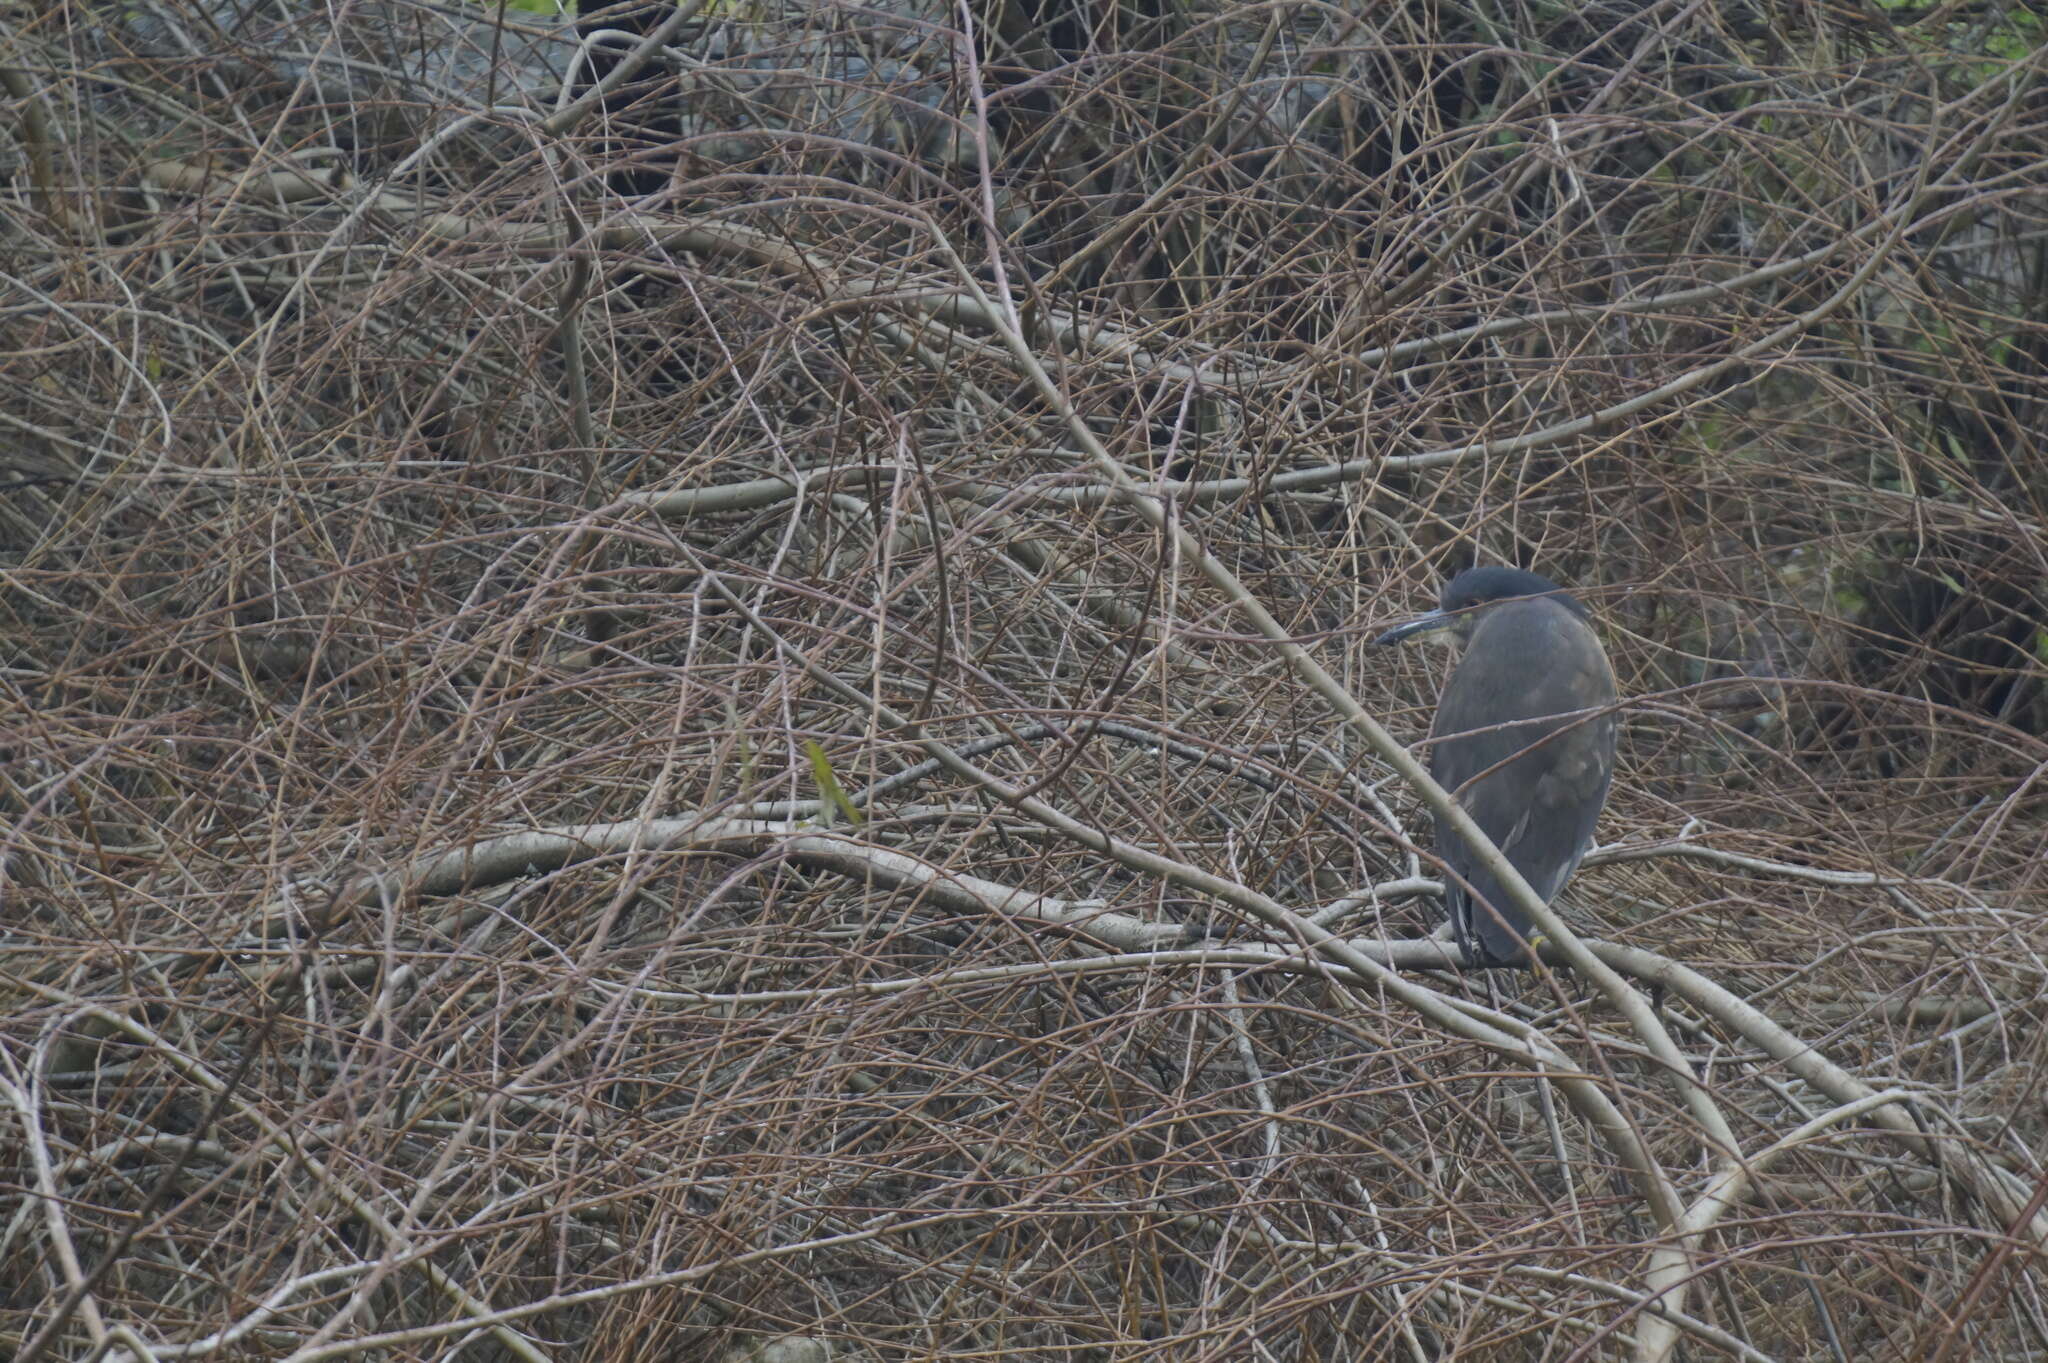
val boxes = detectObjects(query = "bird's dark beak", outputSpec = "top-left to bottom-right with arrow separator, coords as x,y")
1374,610 -> 1455,647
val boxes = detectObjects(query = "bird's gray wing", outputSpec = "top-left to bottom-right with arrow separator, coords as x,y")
1432,714 -> 1554,963
1428,603 -> 1617,965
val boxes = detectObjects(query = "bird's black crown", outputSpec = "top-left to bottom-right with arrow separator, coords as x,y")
1440,566 -> 1589,619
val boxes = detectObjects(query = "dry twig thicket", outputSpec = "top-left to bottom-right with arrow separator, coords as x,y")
3,0 -> 2047,1359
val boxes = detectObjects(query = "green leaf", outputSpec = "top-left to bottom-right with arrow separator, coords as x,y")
805,740 -> 864,826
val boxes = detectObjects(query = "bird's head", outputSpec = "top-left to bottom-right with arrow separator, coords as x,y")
1373,566 -> 1588,651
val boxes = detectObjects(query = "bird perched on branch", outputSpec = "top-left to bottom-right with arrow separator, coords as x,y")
1375,567 -> 1618,967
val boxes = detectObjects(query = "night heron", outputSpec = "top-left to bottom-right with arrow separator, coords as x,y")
1375,567 -> 1618,967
